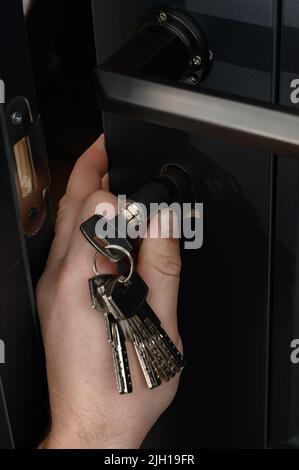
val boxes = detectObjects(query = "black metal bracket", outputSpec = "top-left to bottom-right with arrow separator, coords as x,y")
101,8 -> 211,87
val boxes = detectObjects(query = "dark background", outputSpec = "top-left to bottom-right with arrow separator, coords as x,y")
26,0 -> 102,212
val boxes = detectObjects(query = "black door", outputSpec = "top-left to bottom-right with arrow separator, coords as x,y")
1,0 -> 299,449
92,0 -> 299,449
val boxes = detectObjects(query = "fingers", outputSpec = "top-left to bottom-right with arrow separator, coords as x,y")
47,135 -> 108,269
137,211 -> 181,342
65,135 -> 108,200
49,167 -> 182,345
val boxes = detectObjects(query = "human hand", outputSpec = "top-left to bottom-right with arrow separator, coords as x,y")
37,135 -> 183,449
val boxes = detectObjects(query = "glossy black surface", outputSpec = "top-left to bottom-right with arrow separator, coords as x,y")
1,0 -> 297,450
269,0 -> 299,448
93,0 -> 277,448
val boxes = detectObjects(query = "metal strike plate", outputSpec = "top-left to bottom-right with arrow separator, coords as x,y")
6,97 -> 50,237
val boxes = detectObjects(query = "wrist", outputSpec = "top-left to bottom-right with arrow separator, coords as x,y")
39,420 -> 143,449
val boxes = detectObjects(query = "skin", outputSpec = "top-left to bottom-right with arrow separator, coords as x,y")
37,135 -> 183,449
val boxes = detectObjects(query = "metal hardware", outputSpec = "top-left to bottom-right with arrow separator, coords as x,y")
158,11 -> 167,22
193,55 -> 202,66
80,214 -> 134,263
121,200 -> 145,231
11,111 -> 23,126
102,8 -> 211,86
93,245 -> 135,284
96,71 -> 299,158
81,164 -> 196,263
88,269 -> 185,393
6,97 -> 50,237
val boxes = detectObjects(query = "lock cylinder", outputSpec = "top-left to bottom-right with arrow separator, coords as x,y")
130,164 -> 196,214
80,164 -> 196,263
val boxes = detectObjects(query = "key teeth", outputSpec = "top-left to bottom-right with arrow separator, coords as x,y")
144,317 -> 186,371
89,271 -> 186,394
133,342 -> 161,389
128,315 -> 180,388
111,319 -> 133,394
147,339 -> 176,381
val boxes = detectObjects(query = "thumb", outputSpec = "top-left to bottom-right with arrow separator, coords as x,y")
136,209 -> 181,343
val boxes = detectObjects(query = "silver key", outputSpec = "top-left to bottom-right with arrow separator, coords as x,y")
102,275 -> 161,389
144,316 -> 186,371
110,317 -> 132,394
130,315 -> 176,381
123,317 -> 161,389
89,271 -> 186,392
89,274 -> 132,394
98,276 -> 162,388
107,273 -> 185,387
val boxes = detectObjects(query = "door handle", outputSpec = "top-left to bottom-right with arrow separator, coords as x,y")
96,8 -> 299,159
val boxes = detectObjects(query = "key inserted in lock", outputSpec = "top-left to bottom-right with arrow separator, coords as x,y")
80,164 -> 196,262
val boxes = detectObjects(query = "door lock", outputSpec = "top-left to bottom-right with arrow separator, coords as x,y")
80,164 -> 196,263
6,97 -> 50,237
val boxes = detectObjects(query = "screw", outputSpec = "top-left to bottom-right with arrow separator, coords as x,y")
158,11 -> 167,22
11,111 -> 23,126
209,50 -> 214,61
193,55 -> 202,67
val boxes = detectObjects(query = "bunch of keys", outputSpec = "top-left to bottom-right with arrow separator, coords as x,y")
87,244 -> 186,394
80,166 -> 192,393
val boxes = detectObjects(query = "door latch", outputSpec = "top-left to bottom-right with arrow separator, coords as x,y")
6,96 -> 50,237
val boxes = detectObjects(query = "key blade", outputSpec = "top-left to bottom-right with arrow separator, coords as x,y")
127,318 -> 161,389
130,316 -> 173,382
133,341 -> 160,389
104,313 -> 113,343
89,278 -> 97,310
111,321 -> 133,394
89,274 -> 114,310
144,316 -> 186,370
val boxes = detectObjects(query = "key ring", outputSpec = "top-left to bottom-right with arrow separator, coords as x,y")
93,244 -> 135,284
